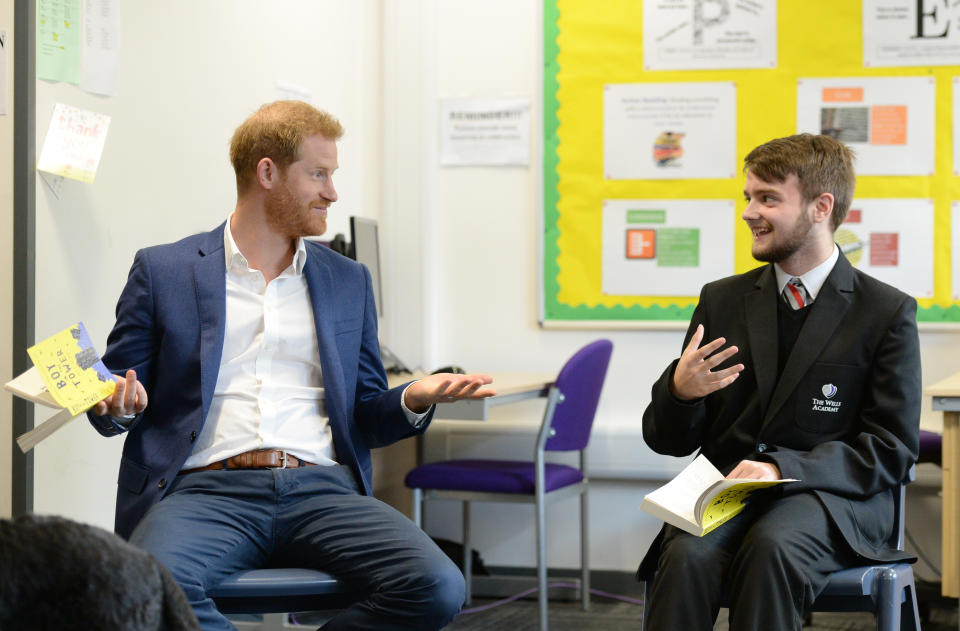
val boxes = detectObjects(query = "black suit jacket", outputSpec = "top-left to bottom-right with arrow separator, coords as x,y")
639,253 -> 920,574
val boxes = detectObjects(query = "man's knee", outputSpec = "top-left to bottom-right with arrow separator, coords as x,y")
414,556 -> 466,626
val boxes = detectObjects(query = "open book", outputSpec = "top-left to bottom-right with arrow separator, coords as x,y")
5,322 -> 117,453
641,454 -> 797,537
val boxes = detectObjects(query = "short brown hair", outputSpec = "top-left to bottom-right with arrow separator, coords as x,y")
230,100 -> 344,192
743,134 -> 856,231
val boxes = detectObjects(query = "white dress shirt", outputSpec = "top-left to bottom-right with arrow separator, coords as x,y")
774,243 -> 840,303
181,219 -> 424,470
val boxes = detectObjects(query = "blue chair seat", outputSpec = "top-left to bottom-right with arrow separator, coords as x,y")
209,568 -> 358,615
404,459 -> 584,494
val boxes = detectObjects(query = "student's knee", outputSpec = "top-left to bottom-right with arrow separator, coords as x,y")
733,527 -> 798,582
658,531 -> 716,572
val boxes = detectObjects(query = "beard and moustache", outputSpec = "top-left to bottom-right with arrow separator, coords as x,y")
752,206 -> 815,264
264,177 -> 328,238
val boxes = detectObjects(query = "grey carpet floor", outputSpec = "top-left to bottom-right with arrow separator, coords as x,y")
441,597 -> 959,630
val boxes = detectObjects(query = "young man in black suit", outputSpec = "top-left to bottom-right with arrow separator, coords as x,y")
638,134 -> 921,630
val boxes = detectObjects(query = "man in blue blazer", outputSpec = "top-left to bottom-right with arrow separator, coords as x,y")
637,134 -> 921,630
87,100 -> 494,631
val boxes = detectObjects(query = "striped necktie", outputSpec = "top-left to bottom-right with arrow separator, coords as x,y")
782,277 -> 810,310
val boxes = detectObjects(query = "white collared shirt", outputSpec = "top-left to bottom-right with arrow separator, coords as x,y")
774,244 -> 840,303
181,219 -> 424,470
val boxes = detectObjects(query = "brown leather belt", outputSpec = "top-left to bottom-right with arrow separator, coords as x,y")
181,449 -> 315,474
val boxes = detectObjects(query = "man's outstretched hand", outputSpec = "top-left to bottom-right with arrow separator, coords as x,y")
670,324 -> 744,401
92,369 -> 148,418
404,373 -> 496,414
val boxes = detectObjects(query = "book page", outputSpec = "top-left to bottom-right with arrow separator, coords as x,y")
697,479 -> 795,535
643,454 -> 724,524
4,366 -> 61,408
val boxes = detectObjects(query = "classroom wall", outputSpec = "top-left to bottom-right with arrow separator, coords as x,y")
1,0 -> 14,519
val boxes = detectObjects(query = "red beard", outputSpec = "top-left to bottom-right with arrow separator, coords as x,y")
264,179 -> 327,238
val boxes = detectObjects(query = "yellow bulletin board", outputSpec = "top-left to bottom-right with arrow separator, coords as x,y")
542,0 -> 960,325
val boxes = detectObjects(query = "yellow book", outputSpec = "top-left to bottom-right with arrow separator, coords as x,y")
640,454 -> 797,537
5,322 -> 117,452
25,322 -> 116,416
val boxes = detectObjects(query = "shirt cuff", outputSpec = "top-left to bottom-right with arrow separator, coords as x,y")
400,382 -> 431,428
109,413 -> 138,428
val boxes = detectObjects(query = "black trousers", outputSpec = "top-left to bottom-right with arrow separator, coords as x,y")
645,492 -> 861,631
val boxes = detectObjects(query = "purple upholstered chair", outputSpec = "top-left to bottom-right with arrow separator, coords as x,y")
917,429 -> 942,465
404,339 -> 613,631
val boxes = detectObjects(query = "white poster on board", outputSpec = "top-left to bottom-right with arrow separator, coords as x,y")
439,98 -> 530,166
602,199 -> 735,297
837,198 -> 934,298
642,0 -> 776,71
864,0 -> 960,67
797,76 -> 935,176
604,82 -> 736,180
80,0 -> 120,96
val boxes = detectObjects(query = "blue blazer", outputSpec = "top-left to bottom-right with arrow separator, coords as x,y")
87,223 -> 430,539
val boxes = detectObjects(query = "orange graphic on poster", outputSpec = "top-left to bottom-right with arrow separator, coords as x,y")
871,105 -> 907,145
822,87 -> 864,102
626,229 -> 656,259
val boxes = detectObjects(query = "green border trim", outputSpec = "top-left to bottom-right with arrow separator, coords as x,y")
918,304 -> 960,322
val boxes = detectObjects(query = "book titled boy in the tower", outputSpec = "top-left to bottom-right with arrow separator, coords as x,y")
640,454 -> 797,537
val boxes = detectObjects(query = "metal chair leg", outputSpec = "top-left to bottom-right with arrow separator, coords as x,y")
463,500 -> 472,606
581,486 -> 590,611
876,567 -> 900,631
411,488 -> 423,528
639,579 -> 652,631
536,487 -> 548,631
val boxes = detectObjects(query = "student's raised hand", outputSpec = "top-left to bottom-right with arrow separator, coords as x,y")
403,373 -> 497,414
92,369 -> 148,418
727,459 -> 781,480
670,324 -> 744,401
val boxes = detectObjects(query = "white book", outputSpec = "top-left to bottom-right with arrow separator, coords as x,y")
4,365 -> 60,409
5,366 -> 92,453
640,454 -> 797,537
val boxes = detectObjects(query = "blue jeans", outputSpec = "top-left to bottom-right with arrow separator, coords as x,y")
129,465 -> 464,631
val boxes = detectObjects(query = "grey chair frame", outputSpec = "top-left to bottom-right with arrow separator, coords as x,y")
411,386 -> 590,631
209,568 -> 358,631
